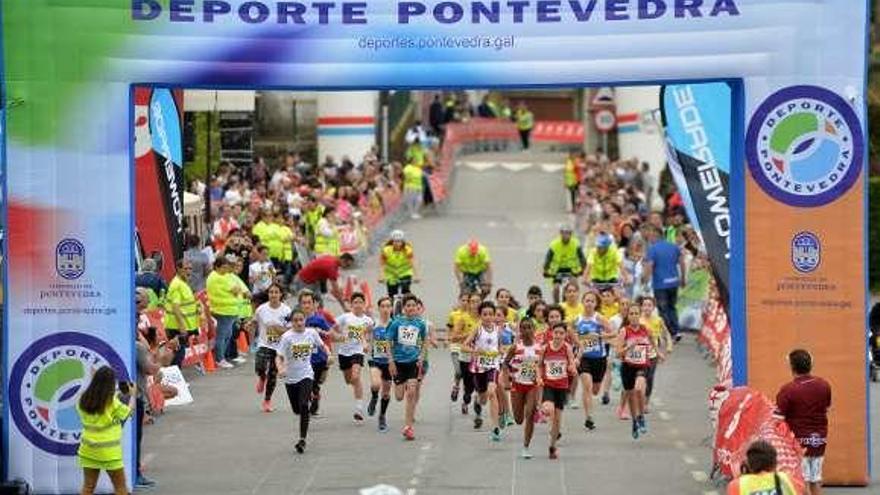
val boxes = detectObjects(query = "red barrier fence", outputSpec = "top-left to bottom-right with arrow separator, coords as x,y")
532,120 -> 585,143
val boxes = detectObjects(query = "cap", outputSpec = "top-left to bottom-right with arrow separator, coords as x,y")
390,230 -> 405,242
468,240 -> 480,256
559,224 -> 573,233
597,233 -> 613,248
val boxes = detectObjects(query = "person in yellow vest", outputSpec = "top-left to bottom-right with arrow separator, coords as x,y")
584,232 -> 625,287
727,440 -> 799,495
500,98 -> 513,122
379,229 -> 419,296
230,257 -> 253,361
543,225 -> 587,304
454,240 -> 493,297
76,365 -> 136,495
207,255 -> 244,369
251,210 -> 271,245
402,161 -> 424,220
313,206 -> 341,257
262,212 -> 285,269
564,150 -> 579,212
279,214 -> 296,285
405,140 -> 427,169
514,101 -> 534,150
163,259 -> 201,368
302,196 -> 325,251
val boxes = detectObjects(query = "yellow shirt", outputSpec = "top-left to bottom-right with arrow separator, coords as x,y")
599,303 -> 620,320
561,302 -> 584,324
77,397 -> 131,468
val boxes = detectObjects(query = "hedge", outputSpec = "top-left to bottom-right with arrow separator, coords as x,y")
871,177 -> 879,292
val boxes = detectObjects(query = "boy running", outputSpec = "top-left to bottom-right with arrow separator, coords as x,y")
463,301 -> 503,441
386,294 -> 429,441
332,292 -> 373,423
368,297 -> 394,432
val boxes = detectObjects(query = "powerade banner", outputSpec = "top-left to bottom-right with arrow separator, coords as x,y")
660,83 -> 731,306
135,87 -> 185,281
2,0 -> 869,490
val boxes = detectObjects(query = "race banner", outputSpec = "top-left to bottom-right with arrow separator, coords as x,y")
660,83 -> 732,306
134,86 -> 185,280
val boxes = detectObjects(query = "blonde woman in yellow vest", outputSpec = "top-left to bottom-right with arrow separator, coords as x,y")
164,259 -> 201,368
379,229 -> 418,296
76,366 -> 136,495
727,441 -> 798,495
313,207 -> 340,257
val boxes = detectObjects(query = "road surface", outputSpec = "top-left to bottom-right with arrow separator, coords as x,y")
142,151 -> 878,494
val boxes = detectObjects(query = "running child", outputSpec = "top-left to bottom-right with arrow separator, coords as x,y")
451,292 -> 481,415
639,295 -> 673,410
297,290 -> 333,416
537,322 -> 577,459
495,305 -> 516,428
386,294 -> 429,441
446,293 -> 470,402
253,284 -> 291,412
463,301 -> 503,441
573,291 -> 616,430
618,304 -> 663,439
275,309 -> 331,454
367,296 -> 394,432
495,288 -> 519,324
504,318 -> 541,459
332,292 -> 374,423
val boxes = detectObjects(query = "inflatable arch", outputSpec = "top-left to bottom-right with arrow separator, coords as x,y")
1,0 -> 870,491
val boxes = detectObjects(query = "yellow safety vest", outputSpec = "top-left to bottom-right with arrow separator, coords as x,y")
455,245 -> 490,274
406,144 -> 426,168
587,246 -> 621,281
206,271 -> 239,316
76,397 -> 130,465
234,275 -> 253,318
280,225 -> 294,262
736,472 -> 797,495
564,158 -> 577,187
403,164 -> 423,192
548,237 -> 583,275
516,109 -> 534,131
163,276 -> 200,331
314,222 -> 340,257
252,221 -> 270,243
382,244 -> 414,282
304,205 -> 325,245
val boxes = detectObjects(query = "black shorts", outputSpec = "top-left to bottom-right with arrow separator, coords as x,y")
338,353 -> 364,371
254,347 -> 277,376
542,387 -> 567,410
311,361 -> 329,383
473,369 -> 498,394
578,356 -> 607,384
369,360 -> 393,382
393,361 -> 420,385
620,363 -> 647,391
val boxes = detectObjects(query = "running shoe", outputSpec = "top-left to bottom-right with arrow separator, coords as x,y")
256,377 -> 266,394
601,393 -> 610,405
631,420 -> 640,440
569,400 -> 580,410
473,416 -> 483,429
451,385 -> 460,402
218,360 -> 234,369
503,413 -> 516,428
354,409 -> 365,423
549,446 -> 558,460
474,402 -> 483,417
261,400 -> 274,413
489,427 -> 502,442
309,399 -> 320,416
674,334 -> 682,343
295,439 -> 306,454
135,475 -> 157,488
461,402 -> 469,415
584,417 -> 596,431
367,396 -> 378,417
617,404 -> 630,421
402,426 -> 416,441
520,447 -> 533,459
378,416 -> 388,433
638,415 -> 648,435
233,356 -> 247,364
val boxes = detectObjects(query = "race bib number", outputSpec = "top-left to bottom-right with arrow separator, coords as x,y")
347,325 -> 364,342
545,359 -> 566,379
449,343 -> 462,354
579,334 -> 600,354
372,340 -> 390,358
625,344 -> 649,366
266,326 -> 284,344
477,350 -> 499,370
291,342 -> 312,360
519,360 -> 537,382
398,326 -> 419,346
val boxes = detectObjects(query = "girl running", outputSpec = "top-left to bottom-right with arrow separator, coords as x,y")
386,295 -> 429,441
599,289 -> 622,407
618,304 -> 663,440
452,292 -> 482,415
253,283 -> 291,412
573,291 -> 616,430
528,301 -> 549,344
504,318 -> 541,459
367,296 -> 394,432
639,295 -> 673,411
463,301 -> 503,441
276,309 -> 330,454
537,322 -> 577,459
332,292 -> 373,423
559,282 -> 584,326
496,305 -> 517,428
495,288 -> 519,324
446,293 -> 470,402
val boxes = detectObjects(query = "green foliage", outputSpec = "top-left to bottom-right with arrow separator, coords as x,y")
183,112 -> 221,186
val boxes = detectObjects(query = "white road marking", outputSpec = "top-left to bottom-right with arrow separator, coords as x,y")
296,458 -> 322,495
703,491 -> 720,495
510,441 -> 518,495
406,489 -> 417,495
406,442 -> 432,491
540,164 -> 565,173
658,411 -> 672,421
691,471 -> 709,483
251,455 -> 284,495
409,478 -> 419,486
682,455 -> 697,465
460,161 -> 499,171
499,162 -> 533,172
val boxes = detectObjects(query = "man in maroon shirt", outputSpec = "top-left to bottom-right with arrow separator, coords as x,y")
293,253 -> 355,304
775,349 -> 832,495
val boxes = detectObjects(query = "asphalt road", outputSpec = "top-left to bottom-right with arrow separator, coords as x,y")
141,151 -> 879,494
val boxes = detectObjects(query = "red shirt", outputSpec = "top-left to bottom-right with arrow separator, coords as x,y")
298,255 -> 340,284
621,324 -> 652,368
541,342 -> 573,390
775,375 -> 832,457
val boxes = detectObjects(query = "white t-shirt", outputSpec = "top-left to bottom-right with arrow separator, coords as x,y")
473,326 -> 500,372
278,328 -> 324,384
254,302 -> 291,350
249,260 -> 274,294
335,313 -> 374,357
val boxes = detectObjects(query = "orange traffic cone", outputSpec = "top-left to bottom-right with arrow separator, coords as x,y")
360,280 -> 373,308
236,332 -> 249,354
203,350 -> 217,373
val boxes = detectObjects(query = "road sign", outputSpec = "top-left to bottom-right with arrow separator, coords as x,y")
591,87 -> 615,107
594,109 -> 616,132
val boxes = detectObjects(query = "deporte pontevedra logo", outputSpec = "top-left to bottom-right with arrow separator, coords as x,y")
746,85 -> 863,208
8,332 -> 129,455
